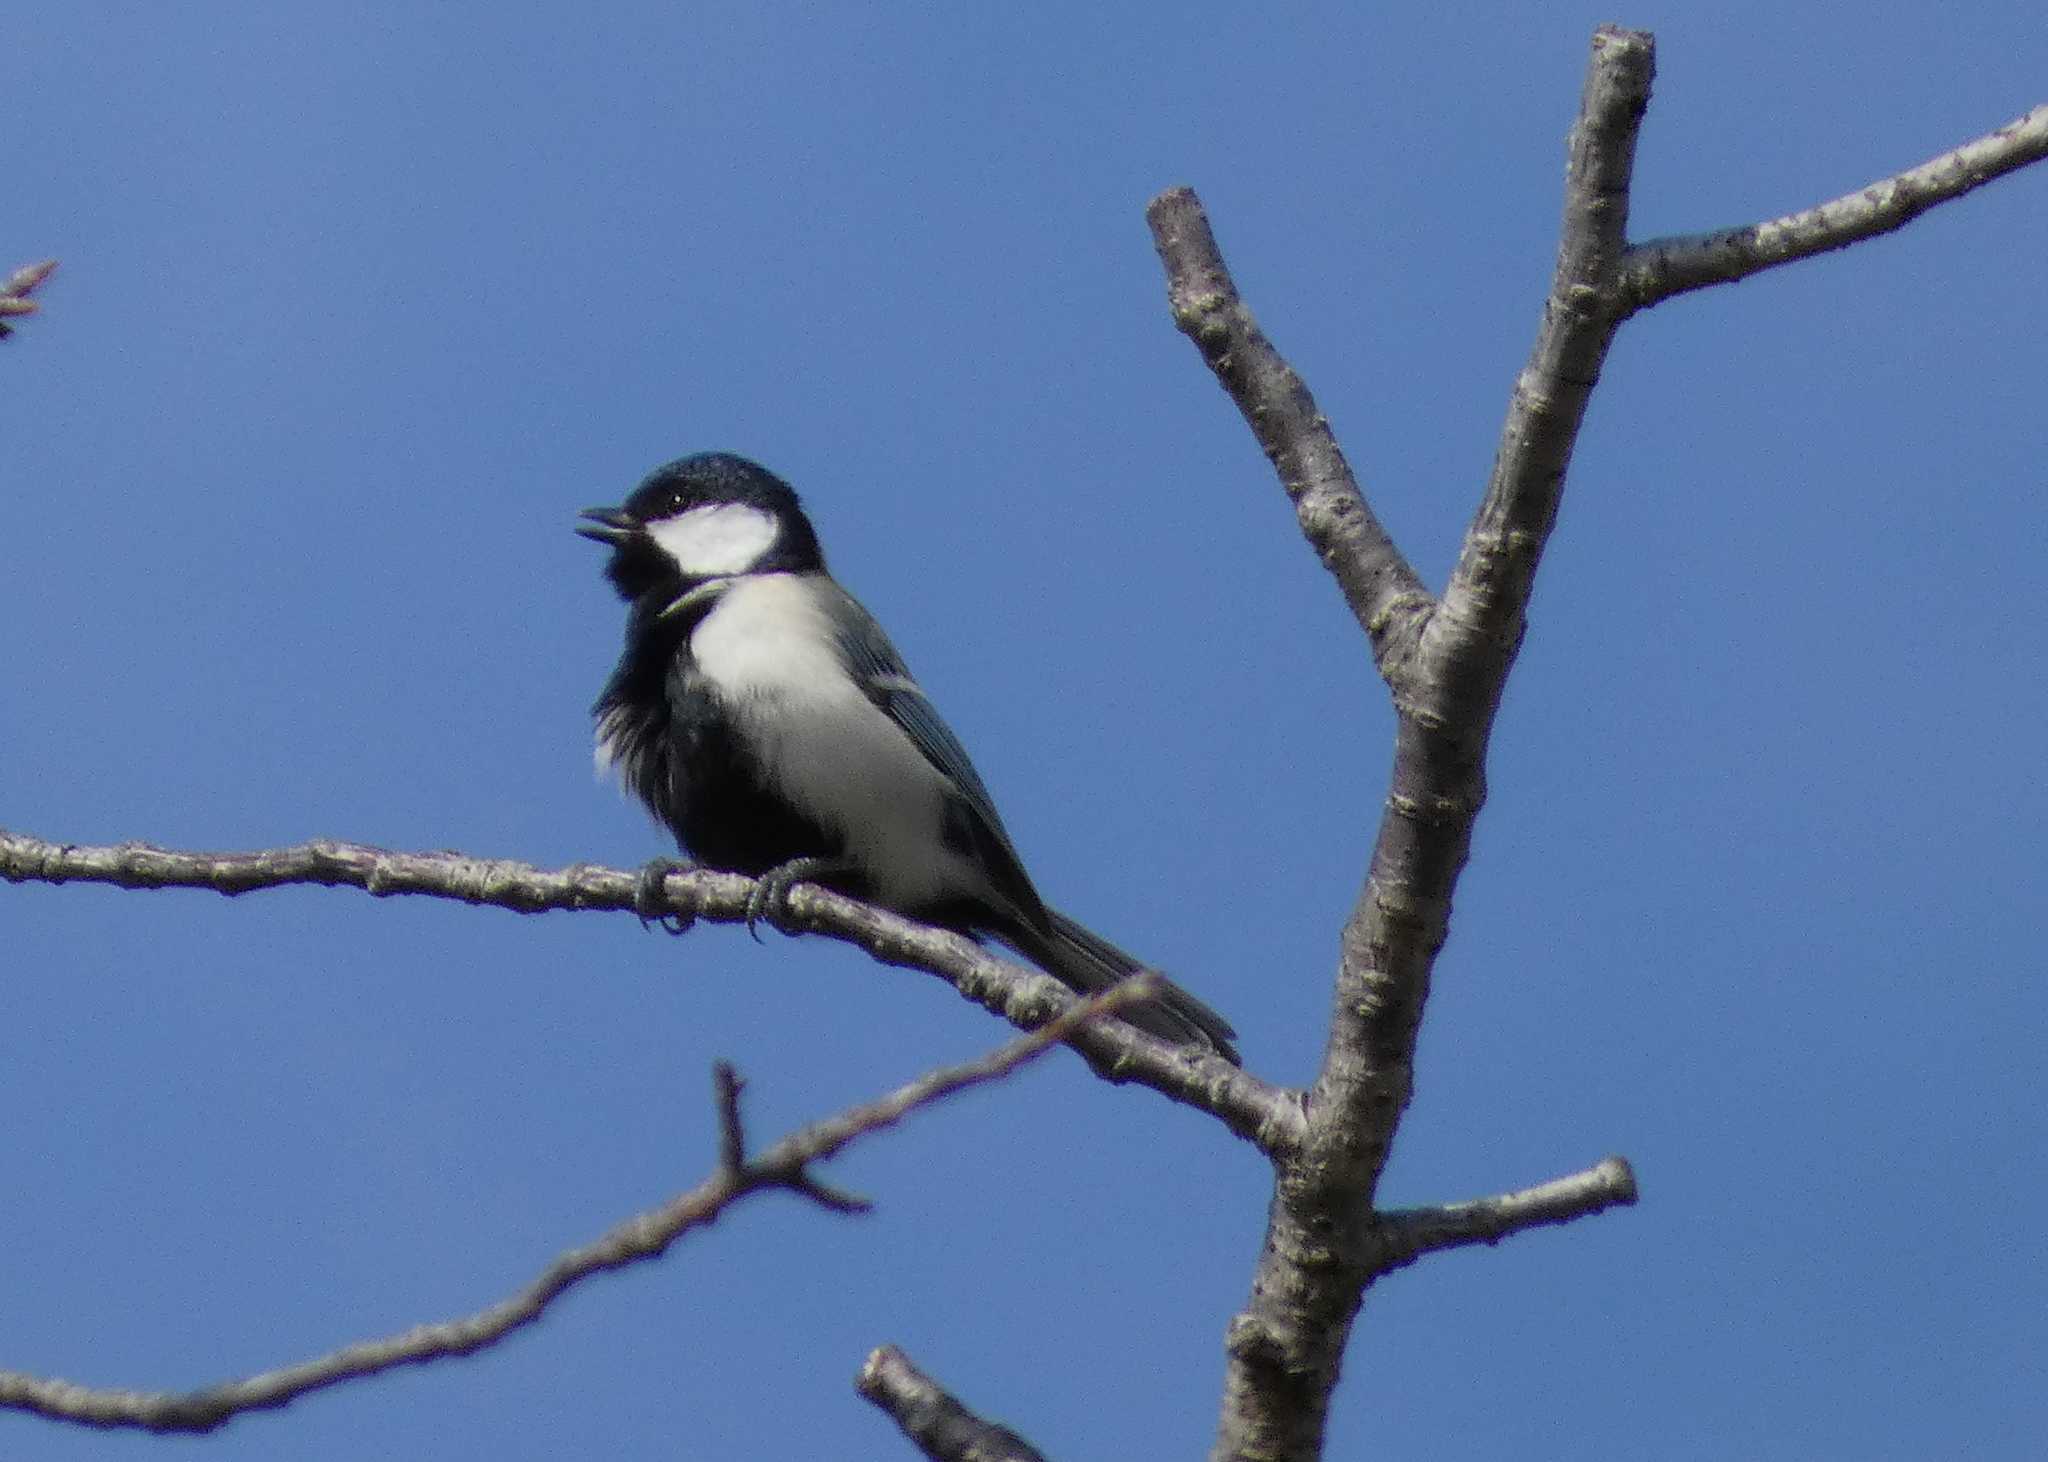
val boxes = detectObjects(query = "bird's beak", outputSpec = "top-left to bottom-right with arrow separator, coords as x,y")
575,507 -> 638,545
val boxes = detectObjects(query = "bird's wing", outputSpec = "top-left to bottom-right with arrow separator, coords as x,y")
818,581 -> 1048,921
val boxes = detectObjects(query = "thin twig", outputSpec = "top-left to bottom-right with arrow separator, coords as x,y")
0,259 -> 57,339
0,981 -> 1156,1433
858,1345 -> 1049,1462
0,829 -> 1303,1152
1620,103 -> 2048,309
713,1062 -> 748,1174
1377,1157 -> 1639,1268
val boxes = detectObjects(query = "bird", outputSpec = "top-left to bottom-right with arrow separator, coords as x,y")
577,451 -> 1239,1063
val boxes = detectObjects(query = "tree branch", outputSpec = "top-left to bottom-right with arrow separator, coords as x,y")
1149,24 -> 2046,1460
0,258 -> 56,339
1620,103 -> 2048,310
858,1346 -> 1049,1462
1217,27 -> 1659,1462
0,829 -> 1303,1154
1377,1157 -> 1639,1268
1146,189 -> 1433,680
0,981 -> 1156,1434
1431,26 -> 1649,664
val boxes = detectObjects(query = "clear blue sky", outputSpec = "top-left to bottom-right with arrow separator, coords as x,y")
8,5 -> 2043,1458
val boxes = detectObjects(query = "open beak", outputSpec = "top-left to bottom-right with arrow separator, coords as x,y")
575,507 -> 638,545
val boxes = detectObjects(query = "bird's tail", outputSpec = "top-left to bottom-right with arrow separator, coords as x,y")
1004,910 -> 1240,1064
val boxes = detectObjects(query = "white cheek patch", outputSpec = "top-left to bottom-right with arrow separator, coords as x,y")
647,503 -> 780,576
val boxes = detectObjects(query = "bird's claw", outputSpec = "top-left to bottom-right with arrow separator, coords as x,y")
744,857 -> 834,942
634,857 -> 697,935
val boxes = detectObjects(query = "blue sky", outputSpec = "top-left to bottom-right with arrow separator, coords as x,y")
7,5 -> 2043,1458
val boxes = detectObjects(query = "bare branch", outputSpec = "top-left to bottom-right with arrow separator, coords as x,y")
1621,103 -> 2048,309
1191,29 -> 1662,1462
1377,1157 -> 1639,1268
0,829 -> 1303,1152
858,1346 -> 1049,1462
1432,25 -> 1651,661
0,982 -> 1153,1433
1153,25 -> 2042,1459
1145,188 -> 1433,680
713,1061 -> 749,1175
752,974 -> 1161,1172
0,258 -> 57,339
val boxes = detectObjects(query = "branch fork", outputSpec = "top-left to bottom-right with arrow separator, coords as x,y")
0,982 -> 1157,1433
1147,23 -> 2039,1461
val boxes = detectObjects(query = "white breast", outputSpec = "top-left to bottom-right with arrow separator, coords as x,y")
691,575 -> 982,909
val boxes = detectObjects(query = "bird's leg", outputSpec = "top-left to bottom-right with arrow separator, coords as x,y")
745,856 -> 848,941
634,856 -> 698,935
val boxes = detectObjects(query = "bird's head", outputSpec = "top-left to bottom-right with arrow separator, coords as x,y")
577,452 -> 824,601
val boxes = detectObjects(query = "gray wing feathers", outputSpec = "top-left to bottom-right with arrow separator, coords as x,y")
822,584 -> 1041,891
821,583 -> 1240,1064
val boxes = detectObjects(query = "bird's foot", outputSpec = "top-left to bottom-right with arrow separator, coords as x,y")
745,857 -> 841,942
633,856 -> 698,935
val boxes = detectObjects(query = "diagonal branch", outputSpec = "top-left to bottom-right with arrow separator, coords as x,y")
1431,27 -> 1649,665
858,1346 -> 1049,1462
1619,103 -> 2048,310
0,829 -> 1303,1153
0,981 -> 1156,1434
1146,189 -> 1433,679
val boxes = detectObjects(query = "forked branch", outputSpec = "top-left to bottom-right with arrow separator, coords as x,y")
1146,22 -> 2043,1462
0,982 -> 1156,1433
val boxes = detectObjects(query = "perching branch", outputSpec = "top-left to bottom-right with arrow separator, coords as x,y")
0,981 -> 1157,1434
1147,23 -> 2044,1462
858,1346 -> 1050,1462
0,258 -> 57,339
0,829 -> 1302,1154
